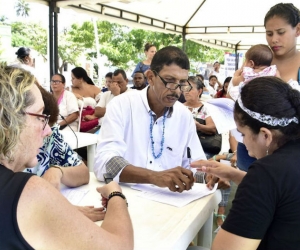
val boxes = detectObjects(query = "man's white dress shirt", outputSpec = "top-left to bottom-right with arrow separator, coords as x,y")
94,87 -> 206,182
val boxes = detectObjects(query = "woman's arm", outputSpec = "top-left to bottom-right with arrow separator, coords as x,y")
18,177 -> 133,250
195,116 -> 217,134
212,228 -> 260,250
43,162 -> 89,189
58,111 -> 79,127
60,162 -> 89,187
42,127 -> 89,189
42,163 -> 88,189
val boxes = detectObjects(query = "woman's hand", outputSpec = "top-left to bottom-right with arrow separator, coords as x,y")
76,205 -> 106,222
96,181 -> 122,208
84,114 -> 97,121
191,160 -> 246,185
191,160 -> 234,182
230,153 -> 237,167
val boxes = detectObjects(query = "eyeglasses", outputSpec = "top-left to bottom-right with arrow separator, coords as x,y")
153,70 -> 192,92
50,80 -> 62,85
26,112 -> 50,130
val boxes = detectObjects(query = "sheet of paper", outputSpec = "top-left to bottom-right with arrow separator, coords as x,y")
206,97 -> 235,111
204,101 -> 236,134
131,183 -> 218,207
60,187 -> 89,205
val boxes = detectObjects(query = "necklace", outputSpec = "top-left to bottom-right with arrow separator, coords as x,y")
149,110 -> 166,159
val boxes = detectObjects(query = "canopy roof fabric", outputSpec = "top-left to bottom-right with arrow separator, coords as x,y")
31,0 -> 300,51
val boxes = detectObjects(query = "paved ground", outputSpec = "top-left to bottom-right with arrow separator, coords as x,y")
212,182 -> 238,240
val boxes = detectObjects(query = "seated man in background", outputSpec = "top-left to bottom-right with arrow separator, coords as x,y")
25,86 -> 105,222
101,72 -> 112,93
94,46 -> 206,192
207,75 -> 218,97
93,69 -> 134,125
131,70 -> 147,90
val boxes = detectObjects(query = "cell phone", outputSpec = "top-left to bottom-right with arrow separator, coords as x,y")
103,173 -> 113,184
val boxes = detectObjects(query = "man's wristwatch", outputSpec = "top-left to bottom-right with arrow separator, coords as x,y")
103,173 -> 113,184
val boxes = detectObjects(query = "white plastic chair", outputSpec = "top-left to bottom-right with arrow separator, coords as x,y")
77,99 -> 84,132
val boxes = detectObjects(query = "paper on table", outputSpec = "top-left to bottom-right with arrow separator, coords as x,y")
205,98 -> 236,134
131,183 -> 218,207
61,187 -> 89,205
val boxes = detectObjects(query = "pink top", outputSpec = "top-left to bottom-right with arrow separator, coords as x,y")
57,90 -> 64,105
242,65 -> 277,84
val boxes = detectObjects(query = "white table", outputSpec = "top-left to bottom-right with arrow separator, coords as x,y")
76,173 -> 221,250
60,131 -> 98,171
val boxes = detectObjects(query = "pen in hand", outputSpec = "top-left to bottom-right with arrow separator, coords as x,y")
187,147 -> 192,168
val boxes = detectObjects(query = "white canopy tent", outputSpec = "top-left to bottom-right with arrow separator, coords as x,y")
27,0 -> 300,74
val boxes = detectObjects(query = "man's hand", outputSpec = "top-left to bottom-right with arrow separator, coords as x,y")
151,167 -> 194,193
42,166 -> 63,190
110,82 -> 121,96
76,205 -> 106,222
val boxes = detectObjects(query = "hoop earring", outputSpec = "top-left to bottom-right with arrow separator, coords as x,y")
266,147 -> 269,156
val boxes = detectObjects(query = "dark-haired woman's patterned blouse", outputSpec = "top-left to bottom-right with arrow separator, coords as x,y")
24,124 -> 81,176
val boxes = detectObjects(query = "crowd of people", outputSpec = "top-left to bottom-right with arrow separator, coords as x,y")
1,2 -> 300,249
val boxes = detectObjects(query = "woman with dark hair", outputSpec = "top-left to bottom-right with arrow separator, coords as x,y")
25,86 -> 104,222
51,73 -> 79,131
215,77 -> 232,98
264,3 -> 300,85
183,76 -> 218,159
13,47 -> 45,86
192,76 -> 300,249
15,47 -> 33,67
71,67 -> 101,104
131,42 -> 157,83
71,67 -> 101,132
226,3 -> 300,173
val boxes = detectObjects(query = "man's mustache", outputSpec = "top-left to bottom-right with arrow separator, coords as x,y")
166,94 -> 179,99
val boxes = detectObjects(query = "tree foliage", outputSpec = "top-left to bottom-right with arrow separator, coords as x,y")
9,17 -> 229,73
15,0 -> 30,18
11,22 -> 47,60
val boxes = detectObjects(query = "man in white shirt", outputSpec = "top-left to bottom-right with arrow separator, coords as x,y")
94,46 -> 206,192
209,61 -> 224,89
131,71 -> 147,90
207,75 -> 218,97
94,69 -> 133,125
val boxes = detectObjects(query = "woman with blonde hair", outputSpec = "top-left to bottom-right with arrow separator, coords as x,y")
0,64 -> 133,249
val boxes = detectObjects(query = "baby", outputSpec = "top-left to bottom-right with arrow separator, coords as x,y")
228,44 -> 280,100
232,44 -> 280,86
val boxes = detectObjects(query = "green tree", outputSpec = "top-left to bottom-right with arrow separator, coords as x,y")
11,21 -> 85,71
68,21 -> 136,69
11,21 -> 47,60
185,40 -> 229,73
0,16 -> 9,25
15,0 -> 30,18
57,32 -> 85,73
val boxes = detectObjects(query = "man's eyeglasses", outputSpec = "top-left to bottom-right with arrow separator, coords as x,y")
26,112 -> 50,130
152,70 -> 192,92
50,80 -> 62,85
